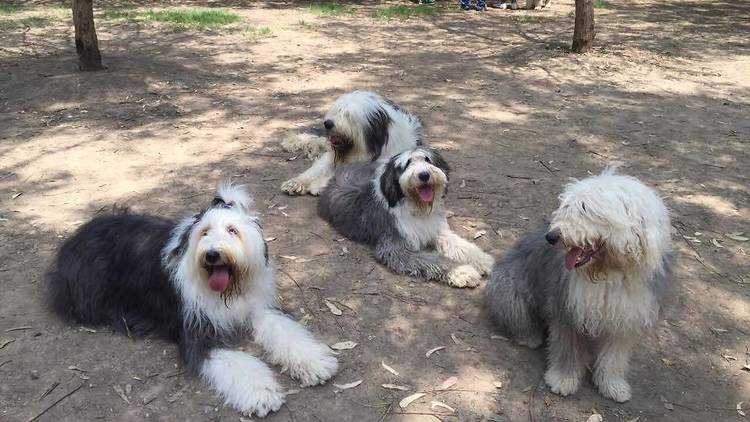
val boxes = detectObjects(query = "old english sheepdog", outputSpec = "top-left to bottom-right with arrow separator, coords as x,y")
48,183 -> 338,417
281,90 -> 424,196
486,168 -> 672,402
318,147 -> 494,288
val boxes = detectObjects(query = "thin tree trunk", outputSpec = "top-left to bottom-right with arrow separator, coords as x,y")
572,0 -> 595,53
72,0 -> 103,71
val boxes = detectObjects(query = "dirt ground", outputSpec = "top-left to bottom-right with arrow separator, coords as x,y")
1,0 -> 748,421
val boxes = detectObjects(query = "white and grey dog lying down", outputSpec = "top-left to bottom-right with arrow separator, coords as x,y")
48,183 -> 337,417
486,168 -> 673,402
318,147 -> 495,287
281,90 -> 424,196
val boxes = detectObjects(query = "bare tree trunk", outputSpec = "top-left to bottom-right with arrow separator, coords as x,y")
72,0 -> 103,71
572,0 -> 595,53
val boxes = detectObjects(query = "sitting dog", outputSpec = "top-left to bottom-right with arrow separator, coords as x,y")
318,147 -> 494,288
486,168 -> 672,402
281,90 -> 424,196
48,182 -> 338,417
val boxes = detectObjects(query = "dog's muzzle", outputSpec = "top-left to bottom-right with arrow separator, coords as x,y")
545,229 -> 561,245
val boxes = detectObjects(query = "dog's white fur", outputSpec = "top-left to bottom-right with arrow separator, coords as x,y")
163,183 -> 338,417
282,91 -> 423,196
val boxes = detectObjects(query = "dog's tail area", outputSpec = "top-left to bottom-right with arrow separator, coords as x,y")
214,181 -> 254,213
281,132 -> 328,160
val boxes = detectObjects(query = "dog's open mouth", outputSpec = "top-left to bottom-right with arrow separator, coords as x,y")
565,246 -> 600,270
206,265 -> 232,292
329,134 -> 350,148
417,185 -> 434,204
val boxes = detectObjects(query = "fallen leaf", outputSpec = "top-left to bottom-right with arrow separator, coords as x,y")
324,300 -> 343,316
521,385 -> 533,393
330,341 -> 358,350
491,334 -> 509,341
450,332 -> 462,344
11,192 -> 22,200
711,327 -> 729,334
0,339 -> 15,350
459,180 -> 466,188
113,385 -> 130,404
587,413 -> 603,422
626,418 -> 640,422
723,355 -> 737,361
519,215 -> 530,221
726,232 -> 749,242
341,246 -> 349,255
382,383 -> 410,391
712,238 -> 724,248
277,205 -> 288,211
661,358 -> 674,367
473,230 -> 486,240
738,401 -> 746,417
660,395 -> 674,411
425,346 -> 446,358
381,361 -> 399,376
286,388 -> 301,395
279,255 -> 297,261
437,376 -> 458,391
430,400 -> 456,413
493,381 -> 503,389
67,365 -> 87,372
742,364 -> 750,371
486,416 -> 504,422
264,237 -> 277,242
333,380 -> 362,390
399,393 -> 426,409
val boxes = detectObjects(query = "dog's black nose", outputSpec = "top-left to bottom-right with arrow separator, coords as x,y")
418,171 -> 430,182
323,119 -> 335,130
545,230 -> 561,245
205,250 -> 221,264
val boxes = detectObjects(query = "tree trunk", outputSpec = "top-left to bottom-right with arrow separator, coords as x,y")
72,0 -> 103,71
572,0 -> 595,53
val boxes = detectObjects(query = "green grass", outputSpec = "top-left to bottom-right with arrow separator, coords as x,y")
102,7 -> 138,20
0,16 -> 51,31
142,9 -> 241,28
593,0 -> 611,8
371,4 -> 443,20
307,3 -> 355,17
0,4 -> 22,14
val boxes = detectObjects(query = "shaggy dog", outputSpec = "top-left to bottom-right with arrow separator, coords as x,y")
281,90 -> 424,196
318,147 -> 494,288
486,168 -> 672,402
48,183 -> 338,417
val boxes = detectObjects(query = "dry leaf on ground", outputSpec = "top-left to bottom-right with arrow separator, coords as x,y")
587,413 -> 603,422
381,361 -> 399,376
493,381 -> 503,389
425,346 -> 446,358
430,401 -> 455,413
474,230 -> 486,239
330,341 -> 358,350
738,401 -> 746,417
382,384 -> 410,391
437,376 -> 458,391
324,300 -> 343,316
399,393 -> 426,409
333,380 -> 362,390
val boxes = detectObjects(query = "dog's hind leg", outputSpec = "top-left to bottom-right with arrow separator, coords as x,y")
375,239 -> 481,288
252,308 -> 338,387
436,228 -> 495,275
593,334 -> 634,402
486,274 -> 543,348
544,320 -> 585,397
281,150 -> 335,196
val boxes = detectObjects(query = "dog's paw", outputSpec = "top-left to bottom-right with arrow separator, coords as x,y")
544,367 -> 581,397
307,177 -> 331,196
447,264 -> 481,288
516,332 -> 543,349
236,382 -> 286,418
280,178 -> 309,196
595,376 -> 631,403
290,349 -> 339,387
471,252 -> 495,276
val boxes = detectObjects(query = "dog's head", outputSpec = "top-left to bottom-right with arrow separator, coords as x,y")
379,147 -> 450,213
545,168 -> 670,278
323,90 -> 392,163
164,182 -> 268,304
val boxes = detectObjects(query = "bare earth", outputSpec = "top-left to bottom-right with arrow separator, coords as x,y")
1,1 -> 749,421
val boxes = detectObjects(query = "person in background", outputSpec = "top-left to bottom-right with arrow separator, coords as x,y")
461,0 -> 486,11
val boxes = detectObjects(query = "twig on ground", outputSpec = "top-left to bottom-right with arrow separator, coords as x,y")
377,400 -> 394,422
528,375 -> 543,422
538,160 -> 555,173
121,317 -> 133,340
27,383 -> 84,422
39,382 -> 60,401
506,175 -> 533,180
5,326 -> 32,332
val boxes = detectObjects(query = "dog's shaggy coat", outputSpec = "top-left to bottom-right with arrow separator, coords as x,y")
318,147 -> 494,287
281,90 -> 423,196
486,168 -> 672,402
48,183 -> 337,417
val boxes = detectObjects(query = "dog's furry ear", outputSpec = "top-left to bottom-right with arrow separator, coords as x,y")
380,159 -> 404,207
162,211 -> 203,269
428,149 -> 451,179
214,181 -> 254,213
364,106 -> 391,159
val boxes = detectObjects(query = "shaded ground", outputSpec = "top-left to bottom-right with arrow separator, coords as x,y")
1,1 -> 749,421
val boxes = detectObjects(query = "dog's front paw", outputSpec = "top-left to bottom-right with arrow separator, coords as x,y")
447,264 -> 481,288
472,252 -> 495,276
238,388 -> 285,418
595,376 -> 631,402
307,176 -> 331,196
281,177 -> 309,196
290,348 -> 339,387
544,367 -> 581,397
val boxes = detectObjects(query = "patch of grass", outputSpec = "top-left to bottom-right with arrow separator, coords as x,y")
0,16 -> 51,31
593,0 -> 611,8
0,4 -> 22,14
307,3 -> 355,17
142,9 -> 241,29
102,7 -> 138,20
371,4 -> 443,20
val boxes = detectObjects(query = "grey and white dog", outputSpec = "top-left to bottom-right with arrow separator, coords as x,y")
487,168 -> 672,402
318,147 -> 494,288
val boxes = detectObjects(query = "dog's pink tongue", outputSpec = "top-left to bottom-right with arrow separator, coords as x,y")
565,247 -> 583,271
418,186 -> 434,203
208,266 -> 230,292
